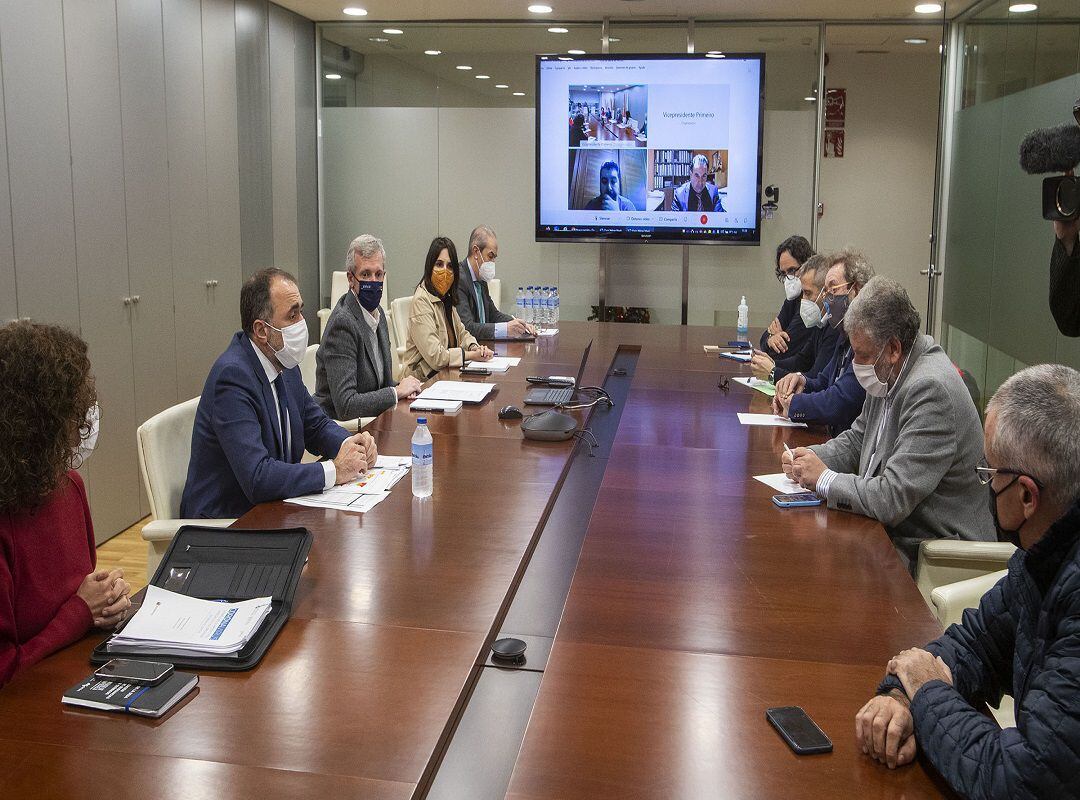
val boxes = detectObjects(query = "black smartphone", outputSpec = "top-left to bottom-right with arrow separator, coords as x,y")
94,659 -> 174,686
728,340 -> 752,348
766,706 -> 833,755
460,367 -> 491,376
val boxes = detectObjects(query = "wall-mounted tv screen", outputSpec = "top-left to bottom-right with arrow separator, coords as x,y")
536,53 -> 765,245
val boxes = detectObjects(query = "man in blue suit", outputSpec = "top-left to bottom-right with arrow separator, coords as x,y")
772,250 -> 873,437
180,268 -> 376,519
671,154 -> 725,213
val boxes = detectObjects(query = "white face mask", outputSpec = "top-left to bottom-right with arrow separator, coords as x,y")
853,347 -> 890,398
477,251 -> 496,283
783,274 -> 801,301
799,298 -> 823,329
264,318 -> 309,370
72,404 -> 100,468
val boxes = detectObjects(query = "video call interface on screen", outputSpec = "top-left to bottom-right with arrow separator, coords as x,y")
536,54 -> 765,245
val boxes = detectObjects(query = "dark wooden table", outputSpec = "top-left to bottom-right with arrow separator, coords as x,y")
0,322 -> 950,799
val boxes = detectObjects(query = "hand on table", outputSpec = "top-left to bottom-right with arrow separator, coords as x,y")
468,345 -> 494,361
887,648 -> 953,699
508,319 -> 535,337
334,436 -> 368,483
772,391 -> 792,418
750,351 -> 775,381
395,375 -> 423,400
855,690 -> 917,769
766,331 -> 789,354
787,447 -> 827,491
767,317 -> 783,336
78,568 -> 132,628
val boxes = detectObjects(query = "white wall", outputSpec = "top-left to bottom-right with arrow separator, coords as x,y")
817,50 -> 942,319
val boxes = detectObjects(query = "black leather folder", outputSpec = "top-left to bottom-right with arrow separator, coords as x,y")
90,525 -> 312,671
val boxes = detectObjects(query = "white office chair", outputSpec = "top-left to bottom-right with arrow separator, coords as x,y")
915,540 -> 1016,604
487,278 -> 502,312
138,398 -> 235,576
318,270 -> 390,339
391,296 -> 412,377
930,569 -> 1015,729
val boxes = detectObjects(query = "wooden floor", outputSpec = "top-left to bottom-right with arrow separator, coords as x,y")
95,517 -> 150,593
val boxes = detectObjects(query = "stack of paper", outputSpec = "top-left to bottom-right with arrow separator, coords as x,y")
410,398 -> 462,413
754,473 -> 806,494
463,356 -> 521,373
108,585 -> 272,656
286,455 -> 412,513
737,413 -> 807,428
733,376 -> 777,397
416,381 -> 497,404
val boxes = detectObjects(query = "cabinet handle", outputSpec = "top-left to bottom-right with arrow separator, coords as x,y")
211,279 -> 219,287
131,295 -> 140,304
123,297 -> 131,306
205,280 -> 212,288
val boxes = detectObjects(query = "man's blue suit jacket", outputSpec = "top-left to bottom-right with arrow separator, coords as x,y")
180,332 -> 350,519
786,326 -> 866,437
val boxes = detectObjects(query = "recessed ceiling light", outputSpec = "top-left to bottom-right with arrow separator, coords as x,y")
424,50 -> 442,56
368,37 -> 388,42
557,56 -> 572,61
705,52 -> 725,58
914,3 -> 942,12
904,37 -> 928,44
804,96 -> 817,102
342,6 -> 367,15
568,49 -> 586,55
495,84 -> 509,88
382,28 -> 403,34
1009,2 -> 1038,10
513,91 -> 526,96
548,26 -> 569,33
476,74 -> 490,79
456,65 -> 473,70
528,4 -> 553,12
324,73 -> 342,80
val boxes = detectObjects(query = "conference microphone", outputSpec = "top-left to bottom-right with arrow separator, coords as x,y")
1018,113 -> 1080,222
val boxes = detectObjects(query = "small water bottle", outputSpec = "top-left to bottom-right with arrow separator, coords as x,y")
737,295 -> 749,341
529,286 -> 539,325
524,286 -> 534,324
516,286 -> 525,319
411,418 -> 433,498
540,287 -> 551,328
553,287 -> 560,325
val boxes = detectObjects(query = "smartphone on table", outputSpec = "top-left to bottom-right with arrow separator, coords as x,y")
766,706 -> 833,755
772,492 -> 823,508
94,659 -> 174,686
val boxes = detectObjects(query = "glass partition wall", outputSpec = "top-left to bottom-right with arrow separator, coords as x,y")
317,15 -> 949,331
938,0 -> 1080,408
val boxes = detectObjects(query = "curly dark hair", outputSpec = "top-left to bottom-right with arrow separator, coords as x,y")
0,321 -> 97,513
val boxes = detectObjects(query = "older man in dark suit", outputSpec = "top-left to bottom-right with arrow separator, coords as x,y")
671,154 -> 725,213
315,235 -> 422,420
455,225 -> 534,341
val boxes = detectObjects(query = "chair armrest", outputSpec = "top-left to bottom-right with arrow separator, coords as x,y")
318,308 -> 331,339
335,417 -> 359,432
931,569 -> 1008,628
141,518 -> 236,542
915,540 -> 1016,601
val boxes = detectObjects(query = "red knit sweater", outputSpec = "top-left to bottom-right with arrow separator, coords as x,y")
0,471 -> 96,686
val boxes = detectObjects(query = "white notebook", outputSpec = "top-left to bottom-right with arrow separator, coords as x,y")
463,356 -> 519,373
416,381 -> 496,403
410,398 -> 462,412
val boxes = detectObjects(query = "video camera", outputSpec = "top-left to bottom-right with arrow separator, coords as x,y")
1019,96 -> 1080,221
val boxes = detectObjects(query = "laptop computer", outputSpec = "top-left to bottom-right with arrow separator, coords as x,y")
524,341 -> 592,406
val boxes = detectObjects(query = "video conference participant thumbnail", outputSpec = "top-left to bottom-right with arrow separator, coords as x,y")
568,149 -> 646,213
672,154 -> 725,213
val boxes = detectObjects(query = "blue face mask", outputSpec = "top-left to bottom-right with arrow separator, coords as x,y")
354,279 -> 383,313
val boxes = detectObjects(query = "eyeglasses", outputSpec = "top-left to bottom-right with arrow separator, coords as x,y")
975,459 -> 1044,488
817,282 -> 851,303
776,269 -> 798,282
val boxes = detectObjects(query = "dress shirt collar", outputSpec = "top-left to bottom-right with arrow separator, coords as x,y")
248,336 -> 281,383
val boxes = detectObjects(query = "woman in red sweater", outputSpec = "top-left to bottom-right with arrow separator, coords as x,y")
0,321 -> 131,687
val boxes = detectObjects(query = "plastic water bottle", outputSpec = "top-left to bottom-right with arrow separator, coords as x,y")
553,287 -> 560,326
541,287 -> 552,328
529,286 -> 539,324
516,286 -> 526,320
737,295 -> 749,341
411,418 -> 433,498
523,286 -> 533,324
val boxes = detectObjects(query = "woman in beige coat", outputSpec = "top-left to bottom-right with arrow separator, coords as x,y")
402,236 -> 493,381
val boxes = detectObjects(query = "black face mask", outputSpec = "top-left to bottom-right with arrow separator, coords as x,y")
988,475 -> 1023,548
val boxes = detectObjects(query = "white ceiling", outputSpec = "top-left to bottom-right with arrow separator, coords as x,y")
280,0 -> 983,23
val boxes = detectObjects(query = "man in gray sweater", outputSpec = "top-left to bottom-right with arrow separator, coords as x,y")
784,276 -> 994,570
315,235 -> 422,421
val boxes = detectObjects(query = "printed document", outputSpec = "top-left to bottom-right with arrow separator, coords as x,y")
417,381 -> 496,403
737,413 -> 807,428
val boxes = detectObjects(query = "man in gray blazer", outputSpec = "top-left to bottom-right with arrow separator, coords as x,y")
315,235 -> 422,420
784,275 -> 994,570
455,225 -> 534,340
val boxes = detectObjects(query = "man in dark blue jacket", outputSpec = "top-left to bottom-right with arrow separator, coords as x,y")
773,250 -> 872,437
856,364 -> 1080,797
180,268 -> 376,519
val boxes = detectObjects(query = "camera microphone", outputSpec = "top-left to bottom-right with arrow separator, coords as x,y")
1019,124 -> 1080,175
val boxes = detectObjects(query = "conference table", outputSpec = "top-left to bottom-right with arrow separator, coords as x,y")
0,321 -> 954,799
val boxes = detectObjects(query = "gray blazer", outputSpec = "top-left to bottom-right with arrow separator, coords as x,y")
314,292 -> 397,420
809,334 -> 994,567
455,257 -> 512,340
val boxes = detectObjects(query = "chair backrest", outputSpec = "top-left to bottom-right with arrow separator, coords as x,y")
391,296 -> 412,356
300,343 -> 319,394
487,278 -> 502,312
137,397 -> 201,521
